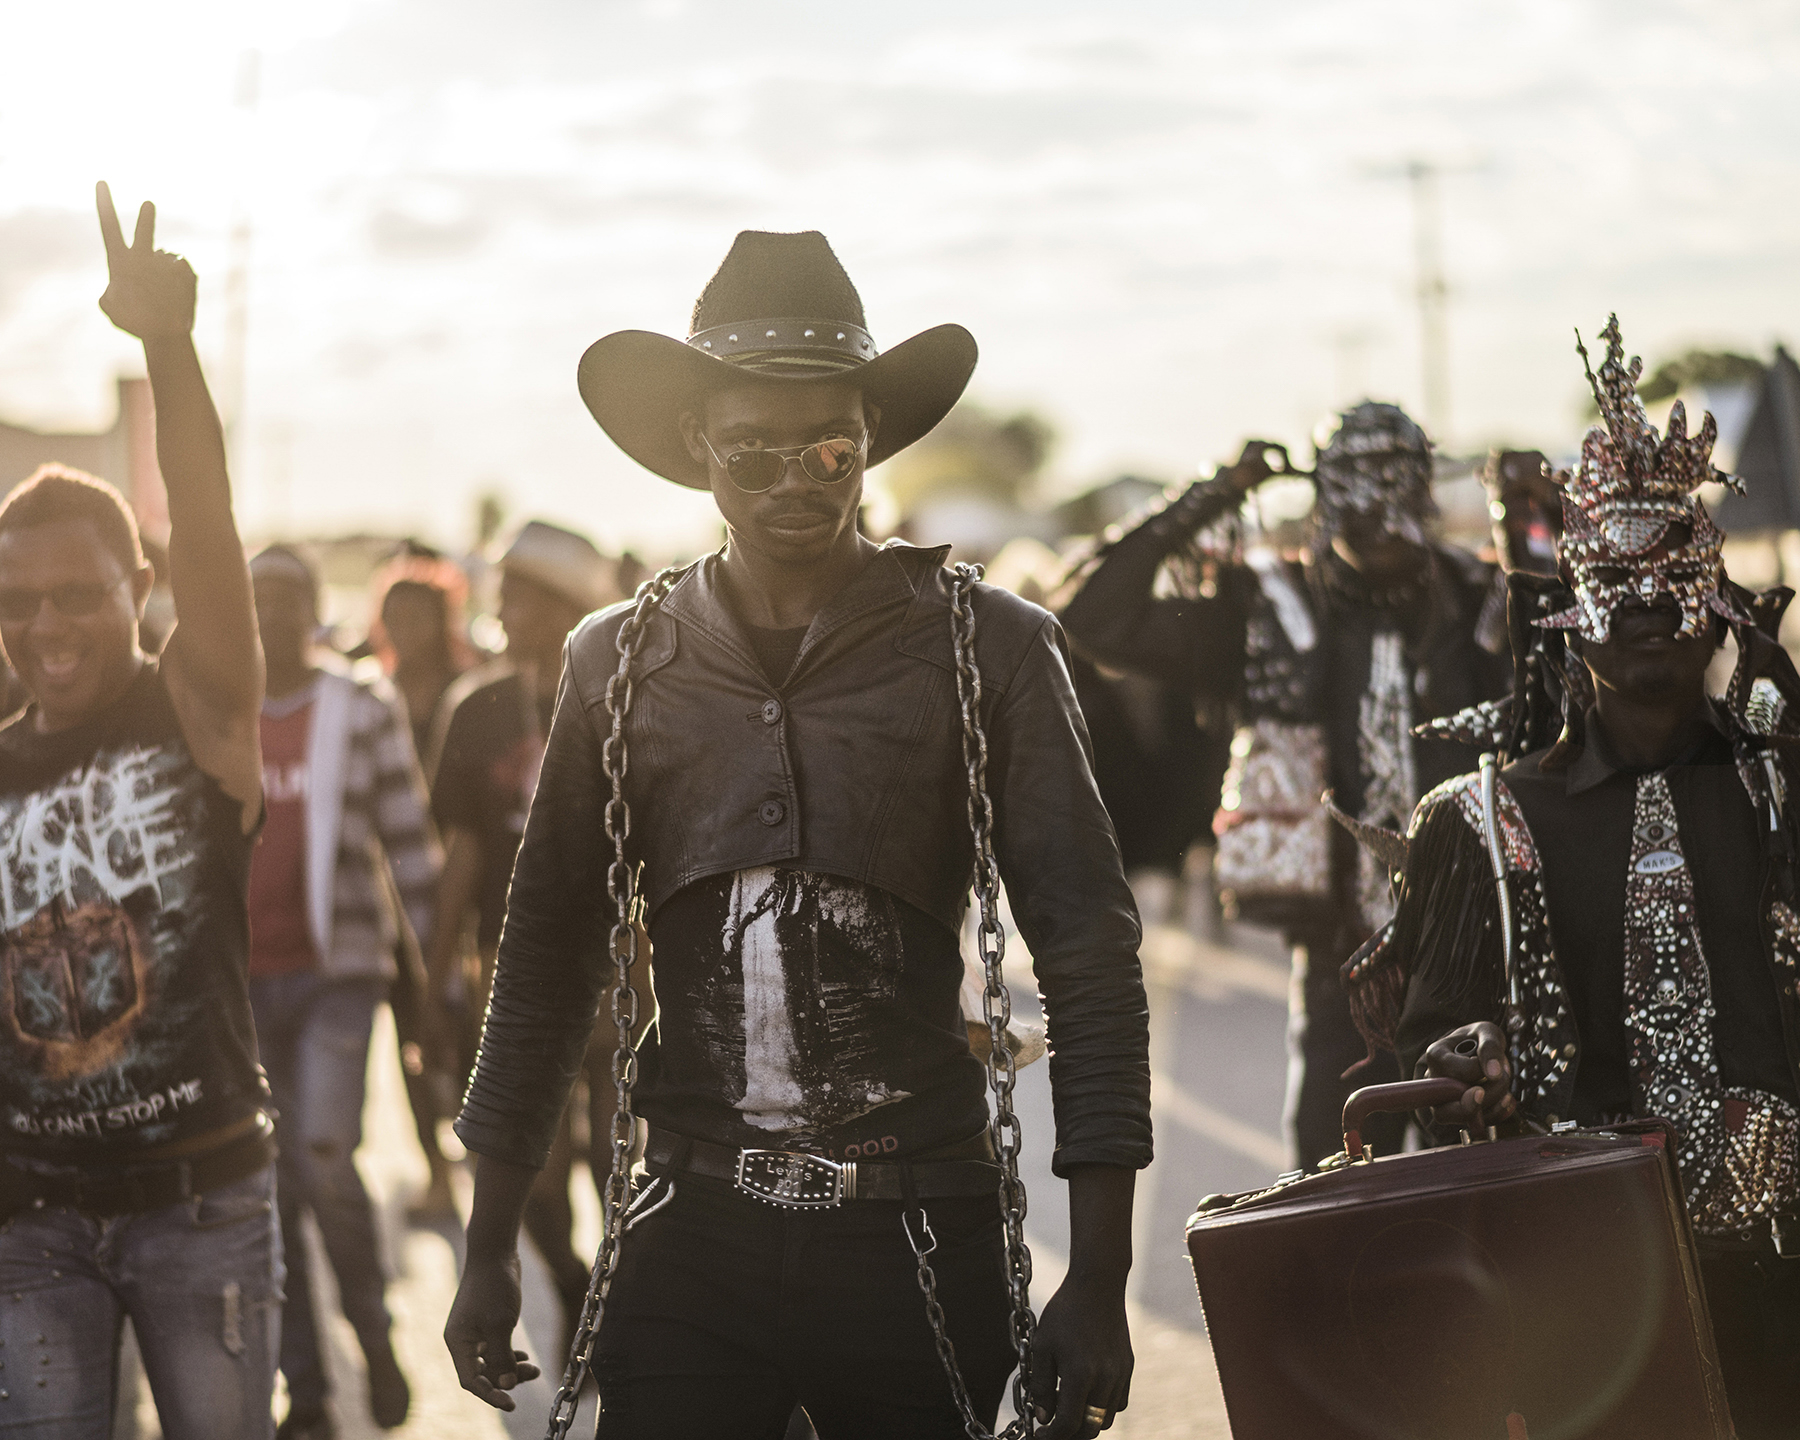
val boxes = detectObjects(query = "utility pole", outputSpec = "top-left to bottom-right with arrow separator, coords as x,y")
1407,160 -> 1450,444
222,49 -> 260,481
1330,325 -> 1377,407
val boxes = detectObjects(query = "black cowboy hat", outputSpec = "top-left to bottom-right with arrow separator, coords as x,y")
577,230 -> 977,490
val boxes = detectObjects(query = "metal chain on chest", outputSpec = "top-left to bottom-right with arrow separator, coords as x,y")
906,562 -> 1037,1440
544,568 -> 679,1440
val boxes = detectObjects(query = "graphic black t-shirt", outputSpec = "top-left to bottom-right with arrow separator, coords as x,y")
432,665 -> 555,951
637,867 -> 987,1160
0,663 -> 268,1161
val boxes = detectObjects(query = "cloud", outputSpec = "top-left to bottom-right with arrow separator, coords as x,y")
0,210 -> 94,316
4,0 -> 1800,550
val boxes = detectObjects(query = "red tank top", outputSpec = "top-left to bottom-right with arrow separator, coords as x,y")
249,699 -> 317,976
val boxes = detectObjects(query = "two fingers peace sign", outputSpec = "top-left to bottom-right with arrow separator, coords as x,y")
96,180 -> 196,341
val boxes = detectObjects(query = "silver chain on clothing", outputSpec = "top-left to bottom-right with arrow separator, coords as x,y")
544,567 -> 679,1440
904,562 -> 1038,1440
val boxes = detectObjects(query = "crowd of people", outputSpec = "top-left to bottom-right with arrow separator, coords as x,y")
0,183 -> 1794,1440
238,519 -> 635,1435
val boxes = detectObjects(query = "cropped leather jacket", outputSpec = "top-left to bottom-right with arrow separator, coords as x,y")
456,542 -> 1153,1176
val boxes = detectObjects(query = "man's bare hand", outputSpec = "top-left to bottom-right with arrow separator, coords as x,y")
1028,1274 -> 1133,1437
96,182 -> 196,340
445,1250 -> 542,1411
1420,1021 -> 1518,1129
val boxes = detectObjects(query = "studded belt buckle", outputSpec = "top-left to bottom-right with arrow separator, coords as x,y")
735,1149 -> 849,1208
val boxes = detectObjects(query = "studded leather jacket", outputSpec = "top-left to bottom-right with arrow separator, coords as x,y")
1358,692 -> 1800,1242
1060,474 -> 1511,938
455,542 -> 1153,1177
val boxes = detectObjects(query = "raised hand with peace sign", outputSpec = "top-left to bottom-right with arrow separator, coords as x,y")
90,180 -> 264,833
96,180 -> 197,340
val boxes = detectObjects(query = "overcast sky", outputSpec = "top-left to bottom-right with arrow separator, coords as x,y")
3,0 -> 1796,554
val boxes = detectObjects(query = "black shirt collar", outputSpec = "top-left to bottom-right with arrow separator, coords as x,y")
1567,701 -> 1734,795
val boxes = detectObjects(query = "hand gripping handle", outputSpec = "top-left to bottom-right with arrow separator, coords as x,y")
1342,1078 -> 1469,1161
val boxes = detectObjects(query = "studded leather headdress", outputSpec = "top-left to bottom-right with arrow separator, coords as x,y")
1312,401 -> 1437,544
1539,315 -> 1747,643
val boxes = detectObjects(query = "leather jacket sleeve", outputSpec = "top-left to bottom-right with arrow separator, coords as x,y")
1060,475 -> 1249,693
453,651 -> 617,1168
990,613 -> 1153,1175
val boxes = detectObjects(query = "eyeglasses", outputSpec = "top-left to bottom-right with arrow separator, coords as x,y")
700,432 -> 868,494
0,582 -> 120,624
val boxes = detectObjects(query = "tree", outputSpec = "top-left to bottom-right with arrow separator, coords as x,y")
1585,348 -> 1765,415
875,402 -> 1055,519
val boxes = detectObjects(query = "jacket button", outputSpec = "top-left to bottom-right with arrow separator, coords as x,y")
761,699 -> 782,725
758,800 -> 785,826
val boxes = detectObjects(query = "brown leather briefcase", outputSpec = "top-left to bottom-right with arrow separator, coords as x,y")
1186,1078 -> 1734,1440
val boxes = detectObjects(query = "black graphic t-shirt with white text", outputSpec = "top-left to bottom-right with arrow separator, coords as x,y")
0,664 -> 267,1161
639,867 -> 987,1161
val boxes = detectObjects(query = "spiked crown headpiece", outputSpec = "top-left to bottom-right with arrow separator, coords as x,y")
1539,315 -> 1746,643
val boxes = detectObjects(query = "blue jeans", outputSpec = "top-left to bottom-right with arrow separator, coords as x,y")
0,1164 -> 282,1438
248,974 -> 392,1414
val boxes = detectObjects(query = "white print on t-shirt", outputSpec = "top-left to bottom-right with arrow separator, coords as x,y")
9,1075 -> 205,1140
0,743 -> 191,930
731,868 -> 808,1130
262,759 -> 308,803
724,866 -> 909,1134
0,743 -> 196,1088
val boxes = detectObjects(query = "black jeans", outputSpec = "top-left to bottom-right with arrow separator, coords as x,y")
592,1172 -> 1015,1439
1701,1244 -> 1800,1439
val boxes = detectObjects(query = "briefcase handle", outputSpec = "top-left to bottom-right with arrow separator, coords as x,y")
1343,1078 -> 1468,1161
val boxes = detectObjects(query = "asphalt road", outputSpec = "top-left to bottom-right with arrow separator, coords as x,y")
115,886 -> 1295,1440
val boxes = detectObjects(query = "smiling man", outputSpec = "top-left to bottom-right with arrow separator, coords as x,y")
1346,318 -> 1800,1437
0,187 -> 274,1437
443,231 -> 1151,1440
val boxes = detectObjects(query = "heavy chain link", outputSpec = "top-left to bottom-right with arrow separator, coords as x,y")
907,562 -> 1037,1439
545,567 -> 679,1440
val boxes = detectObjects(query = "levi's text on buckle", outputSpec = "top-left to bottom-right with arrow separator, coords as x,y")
735,1149 -> 855,1207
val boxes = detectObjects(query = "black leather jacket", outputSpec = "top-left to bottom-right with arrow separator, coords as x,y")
456,542 -> 1153,1176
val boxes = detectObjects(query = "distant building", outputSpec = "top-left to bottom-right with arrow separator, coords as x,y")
0,378 -> 169,541
1050,475 -> 1168,541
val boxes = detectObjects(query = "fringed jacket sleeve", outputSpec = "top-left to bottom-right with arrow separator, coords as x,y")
1383,792 -> 1510,1091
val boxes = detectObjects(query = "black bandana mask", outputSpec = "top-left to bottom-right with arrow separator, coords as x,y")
1540,316 -> 1747,645
1312,402 -> 1437,545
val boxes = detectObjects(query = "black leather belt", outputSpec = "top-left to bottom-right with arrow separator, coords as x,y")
644,1127 -> 1001,1209
0,1118 -> 276,1218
